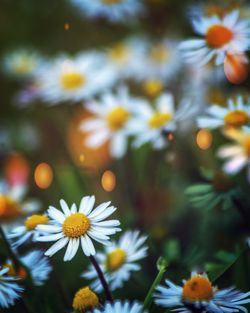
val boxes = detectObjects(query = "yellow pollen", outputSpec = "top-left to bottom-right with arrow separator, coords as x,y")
109,44 -> 128,63
143,80 -> 164,98
25,214 -> 49,231
148,112 -> 172,129
63,213 -> 90,238
72,286 -> 99,312
206,24 -> 233,48
4,264 -> 16,277
0,196 -> 21,221
182,275 -> 214,302
106,248 -> 126,272
61,72 -> 85,90
243,136 -> 250,157
224,110 -> 249,128
150,45 -> 169,63
106,107 -> 130,130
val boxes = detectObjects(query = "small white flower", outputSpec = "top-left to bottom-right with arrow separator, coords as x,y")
8,214 -> 49,248
3,49 -> 44,79
36,52 -> 115,104
80,87 -> 143,158
154,272 -> 250,313
83,230 -> 147,292
179,10 -> 250,66
70,0 -> 144,23
20,250 -> 52,286
93,300 -> 146,313
217,127 -> 250,181
36,196 -> 121,261
0,267 -> 23,309
197,97 -> 250,129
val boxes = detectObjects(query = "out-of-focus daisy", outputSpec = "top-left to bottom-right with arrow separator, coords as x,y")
141,79 -> 165,98
36,53 -> 115,104
128,93 -> 196,149
185,170 -> 238,210
0,267 -> 23,309
70,0 -> 144,23
80,87 -> 143,158
0,179 -> 40,224
154,271 -> 250,313
4,250 -> 52,286
72,286 -> 99,312
218,127 -> 250,181
179,10 -> 250,66
197,97 -> 250,130
93,300 -> 146,313
8,214 -> 49,248
36,196 -> 121,261
3,49 -> 44,79
83,230 -> 147,292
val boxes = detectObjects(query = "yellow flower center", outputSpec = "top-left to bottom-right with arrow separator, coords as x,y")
243,136 -> 250,157
25,214 -> 49,231
106,248 -> 126,272
109,44 -> 129,63
182,275 -> 214,302
62,213 -> 90,238
106,107 -> 130,130
206,24 -> 233,48
143,80 -> 164,98
148,112 -> 172,129
0,195 -> 21,221
150,45 -> 169,63
224,110 -> 249,128
72,286 -> 99,311
61,72 -> 85,90
212,172 -> 233,192
4,264 -> 27,281
13,57 -> 35,75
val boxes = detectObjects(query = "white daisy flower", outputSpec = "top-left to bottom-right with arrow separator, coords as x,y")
217,127 -> 250,181
93,300 -> 146,313
82,230 -> 147,292
154,272 -> 250,313
8,214 -> 49,248
0,267 -> 23,309
179,10 -> 250,66
197,97 -> 250,129
36,52 -> 115,104
0,179 -> 40,224
128,93 -> 196,149
20,250 -> 52,286
80,87 -> 143,158
70,0 -> 144,23
36,196 -> 121,261
3,49 -> 44,79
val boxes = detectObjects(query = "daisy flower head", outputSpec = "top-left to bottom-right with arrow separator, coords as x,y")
0,179 -> 40,224
36,52 -> 115,104
185,170 -> 238,211
70,0 -> 144,23
154,271 -> 250,313
218,126 -> 250,181
93,300 -> 146,313
83,230 -> 147,292
80,87 -> 143,158
36,196 -> 121,261
0,267 -> 23,309
73,286 -> 99,312
179,10 -> 250,66
3,48 -> 44,79
197,96 -> 250,130
8,214 -> 49,248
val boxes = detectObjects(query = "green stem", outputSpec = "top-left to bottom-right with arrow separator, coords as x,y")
0,226 -> 20,269
143,261 -> 167,310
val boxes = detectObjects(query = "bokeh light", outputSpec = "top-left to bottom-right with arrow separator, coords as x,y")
224,52 -> 249,84
101,170 -> 116,192
4,153 -> 29,186
34,163 -> 53,189
196,129 -> 213,150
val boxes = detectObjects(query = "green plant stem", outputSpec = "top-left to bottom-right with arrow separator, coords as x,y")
143,265 -> 166,310
89,256 -> 113,303
0,226 -> 20,270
